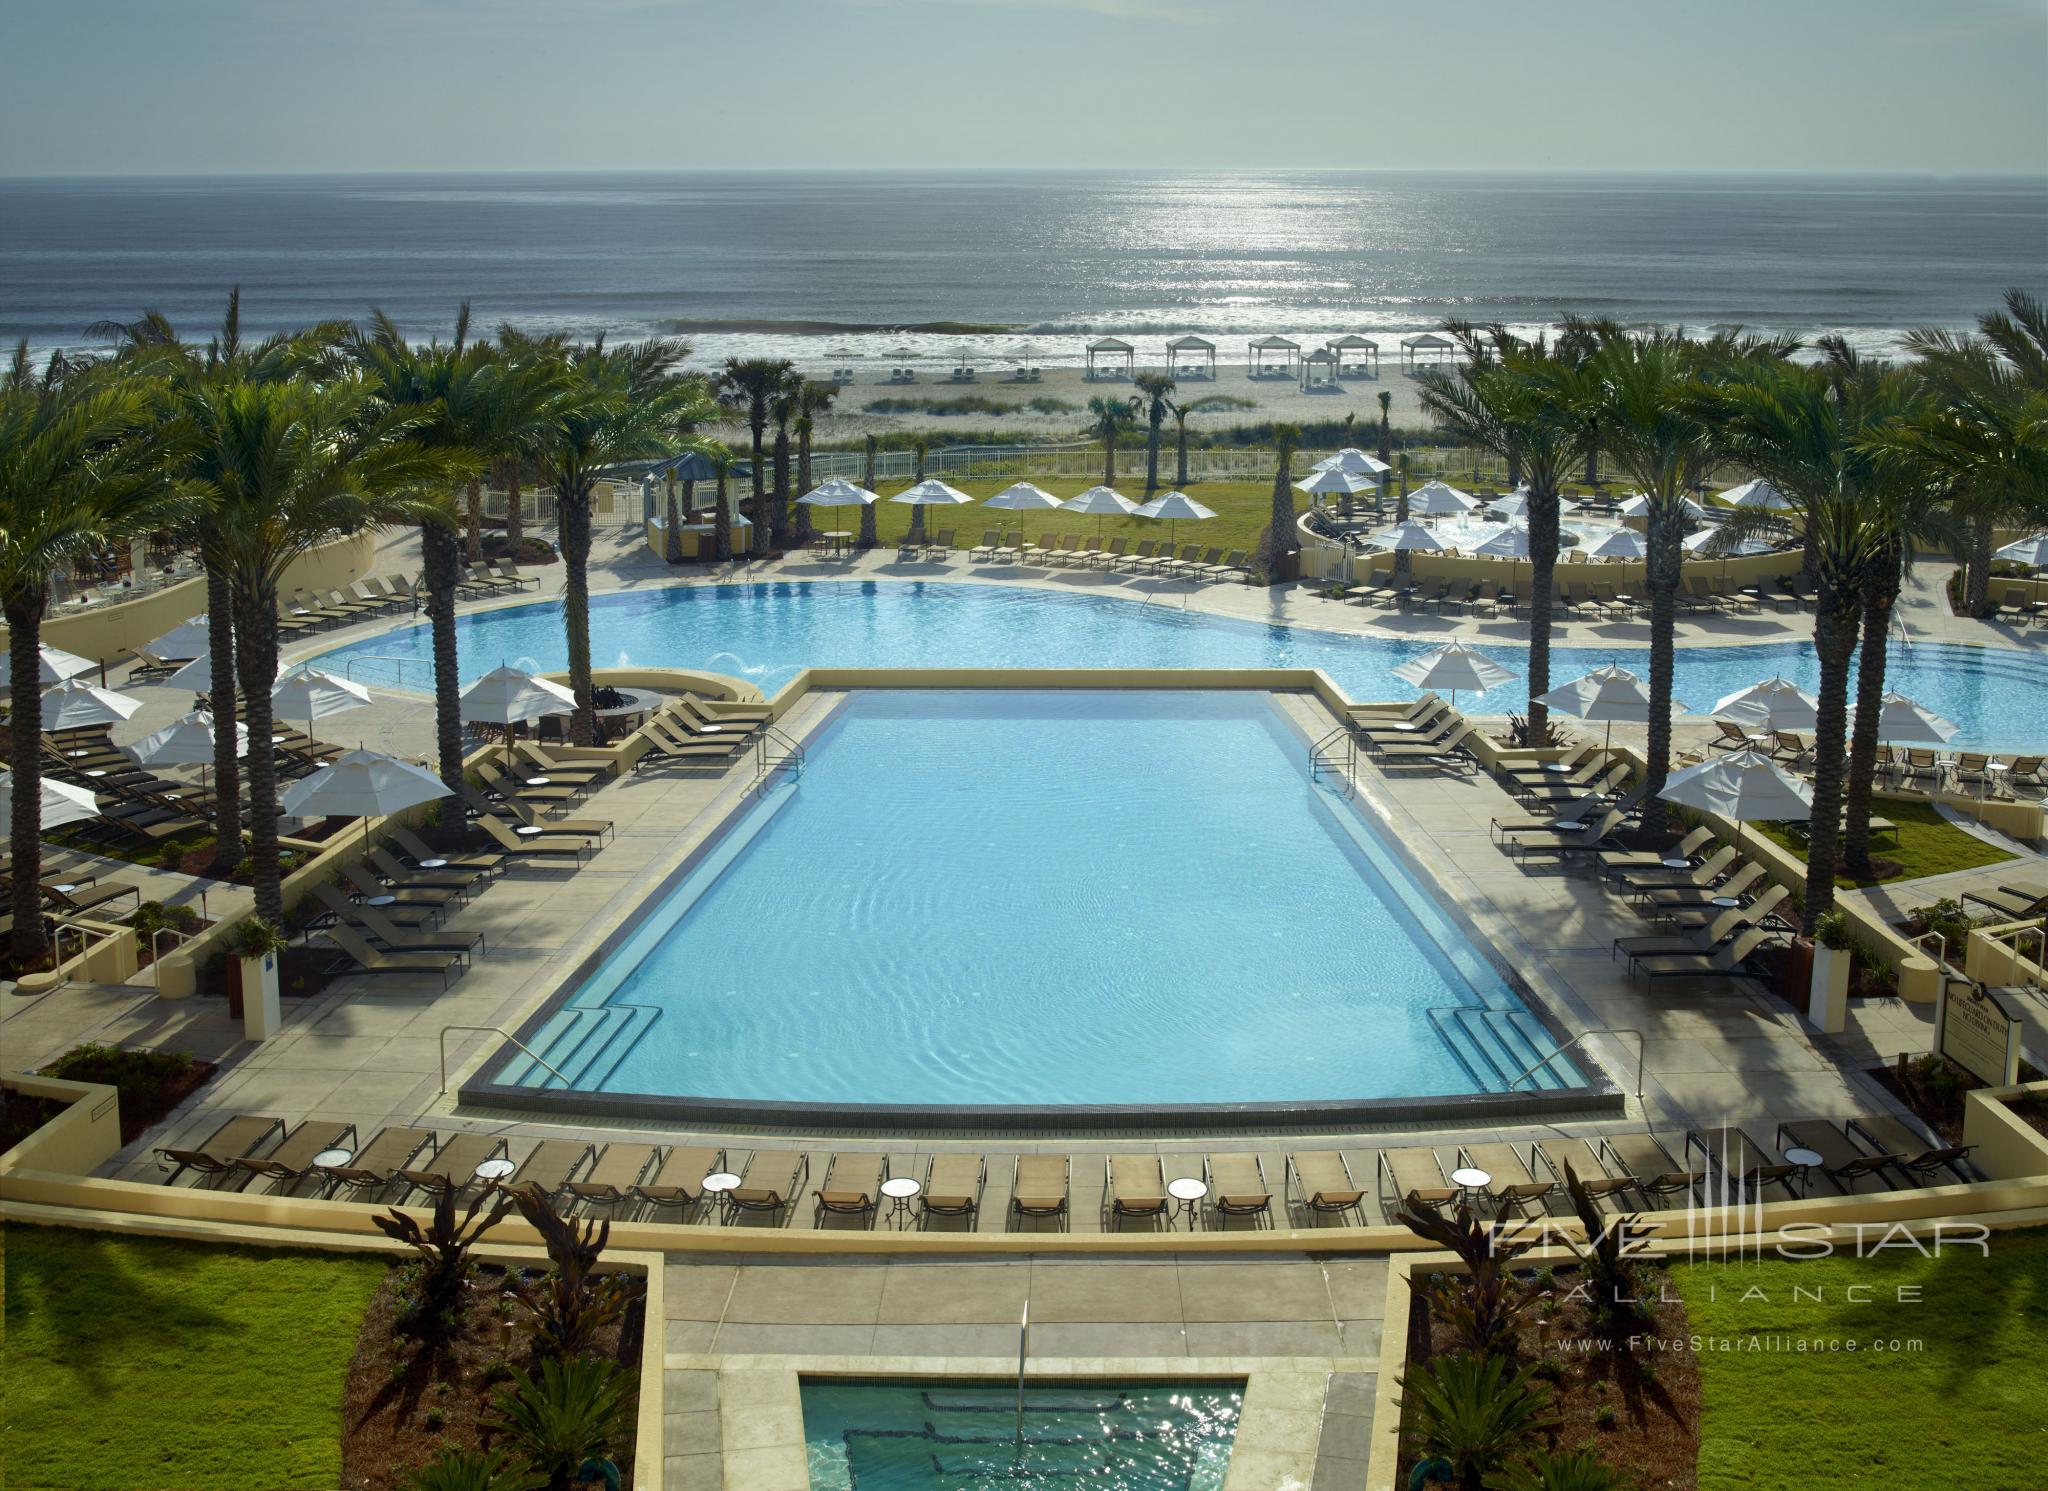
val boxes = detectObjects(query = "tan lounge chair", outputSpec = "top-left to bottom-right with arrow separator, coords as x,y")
231,1121 -> 361,1193
1846,1114 -> 1977,1185
565,1142 -> 659,1210
1376,1146 -> 1457,1215
726,1150 -> 808,1221
630,1145 -> 727,1217
1456,1143 -> 1554,1217
1773,1119 -> 1896,1194
1529,1139 -> 1632,1205
918,1154 -> 987,1228
320,1125 -> 436,1197
1597,1132 -> 1699,1207
1202,1153 -> 1272,1225
1105,1155 -> 1169,1229
813,1153 -> 885,1226
396,1132 -> 510,1200
476,813 -> 597,863
1009,1155 -> 1070,1229
1686,1128 -> 1798,1200
389,825 -> 508,880
501,1139 -> 597,1201
1285,1151 -> 1364,1224
157,1114 -> 285,1185
325,925 -> 465,989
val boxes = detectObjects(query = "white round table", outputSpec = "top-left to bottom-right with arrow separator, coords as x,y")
1166,1176 -> 1209,1230
880,1175 -> 922,1228
703,1171 -> 742,1215
1390,721 -> 1419,732
474,1158 -> 517,1182
515,825 -> 544,837
1782,1146 -> 1825,1198
313,1147 -> 355,1169
1661,857 -> 1691,870
364,894 -> 396,907
1710,895 -> 1741,908
526,776 -> 551,787
1542,762 -> 1573,774
1553,820 -> 1585,833
416,857 -> 449,869
51,883 -> 80,894
1449,1166 -> 1492,1204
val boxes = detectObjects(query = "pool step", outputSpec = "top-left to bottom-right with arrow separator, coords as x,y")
494,1004 -> 661,1090
1427,1005 -> 1575,1093
552,1004 -> 661,1091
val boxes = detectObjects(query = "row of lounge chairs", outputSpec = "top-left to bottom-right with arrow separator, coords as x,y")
630,694 -> 775,772
1338,570 -> 1768,617
1342,694 -> 1477,773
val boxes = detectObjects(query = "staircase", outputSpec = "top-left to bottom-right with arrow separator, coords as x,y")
1427,1001 -> 1580,1092
493,1003 -> 660,1091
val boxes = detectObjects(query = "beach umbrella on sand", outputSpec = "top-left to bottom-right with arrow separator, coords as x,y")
891,477 -> 976,543
1658,748 -> 1812,853
1718,478 -> 1794,512
1533,664 -> 1680,747
1405,480 -> 1479,517
1712,675 -> 1818,735
1587,528 -> 1647,561
1060,484 -> 1140,538
0,770 -> 98,832
1133,490 -> 1217,556
1873,691 -> 1960,744
1392,640 -> 1516,708
1994,533 -> 2048,571
40,678 -> 142,730
278,747 -> 449,843
1,641 -> 96,688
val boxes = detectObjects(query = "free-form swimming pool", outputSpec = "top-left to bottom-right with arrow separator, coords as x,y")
317,579 -> 2047,748
486,691 -> 1584,1116
800,1379 -> 1243,1491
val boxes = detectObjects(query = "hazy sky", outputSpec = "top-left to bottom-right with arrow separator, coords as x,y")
4,0 -> 2045,176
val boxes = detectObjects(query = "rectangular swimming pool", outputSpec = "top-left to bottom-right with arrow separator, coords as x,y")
486,690 -> 1586,1118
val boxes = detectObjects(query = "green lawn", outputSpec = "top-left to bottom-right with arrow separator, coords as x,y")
2,1225 -> 386,1491
1755,798 -> 2017,887
1672,1230 -> 2048,1489
807,476 -> 1283,555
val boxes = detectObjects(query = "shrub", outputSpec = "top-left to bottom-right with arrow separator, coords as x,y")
129,900 -> 203,944
1558,1160 -> 1658,1334
225,916 -> 289,959
1396,1354 -> 1555,1491
1493,1449 -> 1632,1491
1395,1201 -> 1541,1357
491,1356 -> 632,1490
507,1186 -> 635,1361
373,1189 -> 508,1337
403,1447 -> 541,1491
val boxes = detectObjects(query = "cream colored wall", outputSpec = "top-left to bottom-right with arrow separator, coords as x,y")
0,1077 -> 121,1176
1963,1081 -> 2048,1180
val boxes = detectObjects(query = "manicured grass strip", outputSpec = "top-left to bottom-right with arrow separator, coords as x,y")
1672,1230 -> 2048,1490
1755,798 -> 2017,887
1,1225 -> 386,1491
811,477 -> 1284,555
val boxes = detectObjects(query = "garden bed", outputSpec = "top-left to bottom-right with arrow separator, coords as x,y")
35,1045 -> 214,1145
1874,1052 -> 2046,1145
0,1090 -> 71,1157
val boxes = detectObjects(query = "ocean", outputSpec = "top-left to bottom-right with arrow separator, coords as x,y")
2,171 -> 2041,369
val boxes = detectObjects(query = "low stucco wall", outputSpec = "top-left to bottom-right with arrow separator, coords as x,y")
0,1076 -> 122,1177
1302,542 -> 1801,593
1964,1080 -> 2048,1180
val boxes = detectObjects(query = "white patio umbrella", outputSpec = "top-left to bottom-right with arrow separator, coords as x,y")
144,615 -> 213,661
1711,675 -> 1819,734
272,662 -> 373,743
1532,664 -> 1680,746
796,477 -> 882,510
1374,521 -> 1448,553
1060,484 -> 1140,542
1684,527 -> 1771,556
1618,493 -> 1708,520
1718,478 -> 1794,512
277,747 -> 450,841
1313,447 -> 1393,477
891,477 -> 975,542
1658,748 -> 1812,852
986,481 -> 1063,514
1405,480 -> 1479,517
1296,466 -> 1372,498
1874,691 -> 1960,744
126,709 -> 250,794
0,770 -> 99,832
460,664 -> 578,771
40,678 -> 143,730
1391,641 -> 1516,707
2,641 -> 97,688
1994,533 -> 2048,571
1134,490 -> 1217,555
1472,523 -> 1533,596
1489,490 -> 1581,520
1586,528 -> 1647,560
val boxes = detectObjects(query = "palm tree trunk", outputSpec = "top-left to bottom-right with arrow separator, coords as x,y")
560,484 -> 596,746
1145,419 -> 1161,493
664,482 -> 684,563
1175,420 -> 1190,488
1640,515 -> 1683,836
504,462 -> 524,548
1842,578 -> 1897,879
203,559 -> 241,874
1526,490 -> 1561,740
420,520 -> 467,797
859,439 -> 879,549
1103,434 -> 1115,487
1965,513 -> 1993,616
464,478 -> 483,561
748,419 -> 769,556
1803,599 -> 1861,930
713,472 -> 732,562
5,583 -> 50,967
231,584 -> 284,926
771,425 -> 791,547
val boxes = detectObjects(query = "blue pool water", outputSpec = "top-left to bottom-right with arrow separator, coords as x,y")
800,1379 -> 1242,1491
505,691 -> 1562,1109
316,580 -> 2046,748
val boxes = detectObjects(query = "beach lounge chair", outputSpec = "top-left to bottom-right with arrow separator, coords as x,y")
318,883 -> 485,958
1376,1145 -> 1458,1215
490,793 -> 615,845
918,1154 -> 987,1228
319,1125 -> 436,1197
490,561 -> 539,591
1613,899 -> 1757,968
340,860 -> 462,915
1597,1132 -> 1699,1207
499,1140 -> 596,1202
231,1121 -> 360,1194
324,925 -> 465,988
988,531 -> 1022,563
122,645 -> 183,681
1498,741 -> 1600,785
1009,1155 -> 1070,1229
633,722 -> 742,770
1772,1119 -> 1898,1194
1636,860 -> 1766,915
1770,731 -> 1813,767
476,813 -> 598,864
1630,926 -> 1774,990
564,1143 -> 659,1212
389,825 -> 508,880
1352,699 -> 1453,746
1105,1155 -> 1169,1229
629,1145 -> 727,1218
1595,825 -> 1715,878
481,760 -> 580,809
310,879 -> 445,934
156,1114 -> 286,1185
1192,1153 -> 1271,1227
1519,760 -> 1629,806
1376,722 -> 1475,772
1962,879 -> 2048,919
1656,882 -> 1789,937
1283,1151 -> 1365,1224
1500,808 -> 1624,864
395,1132 -> 509,1201
1846,1114 -> 1977,1185
666,697 -> 763,743
1357,712 -> 1462,755
725,1150 -> 808,1222
969,531 -> 1002,561
1996,586 -> 2034,624
1529,1139 -> 1633,1205
812,1153 -> 886,1226
1457,1143 -> 1555,1217
512,740 -> 610,786
925,527 -> 957,557
1606,843 -> 1739,894
40,878 -> 142,917
1686,1128 -> 1799,1201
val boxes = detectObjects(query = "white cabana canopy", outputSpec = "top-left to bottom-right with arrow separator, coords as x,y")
1247,335 -> 1300,377
1085,336 -> 1135,380
1165,334 -> 1217,379
1300,346 -> 1340,391
1326,334 -> 1381,375
1400,331 -> 1456,370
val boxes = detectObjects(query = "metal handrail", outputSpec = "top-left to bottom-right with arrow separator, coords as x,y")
1905,928 -> 1951,969
1309,725 -> 1356,788
1504,1026 -> 1646,1099
439,1023 -> 571,1094
342,654 -> 435,688
755,724 -> 806,781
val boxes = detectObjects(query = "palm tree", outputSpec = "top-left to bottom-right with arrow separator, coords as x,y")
1376,389 -> 1393,468
792,379 -> 835,544
0,349 -> 185,966
905,437 -> 931,545
705,442 -> 738,562
1133,371 -> 1176,492
716,357 -> 792,558
1168,395 -> 1231,489
658,384 -> 722,564
858,434 -> 880,549
1256,423 -> 1303,583
768,386 -> 795,548
530,339 -> 693,744
179,373 -> 460,923
1087,395 -> 1137,486
491,327 -> 568,551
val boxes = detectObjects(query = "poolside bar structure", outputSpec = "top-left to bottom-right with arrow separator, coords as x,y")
1400,331 -> 1456,370
1084,336 -> 1135,380
1165,334 -> 1217,379
1248,334 -> 1300,378
1328,333 -> 1381,376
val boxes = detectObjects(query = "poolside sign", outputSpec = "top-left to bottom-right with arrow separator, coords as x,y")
1934,979 -> 2020,1087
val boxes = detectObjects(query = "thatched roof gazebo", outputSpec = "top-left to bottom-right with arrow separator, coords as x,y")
1085,336 -> 1135,381
1248,334 -> 1300,378
1327,334 -> 1380,376
1400,331 -> 1456,371
1166,334 -> 1217,380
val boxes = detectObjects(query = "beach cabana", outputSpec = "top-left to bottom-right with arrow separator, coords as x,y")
1300,346 -> 1340,392
1400,332 -> 1456,371
1247,335 -> 1300,379
1166,334 -> 1217,380
1327,334 -> 1381,376
1085,336 -> 1135,381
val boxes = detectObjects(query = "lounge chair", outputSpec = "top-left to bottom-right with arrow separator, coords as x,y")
918,1154 -> 987,1228
1497,741 -> 1600,785
1614,899 -> 1756,967
1457,1143 -> 1555,1217
340,860 -> 461,916
633,718 -> 744,768
812,1153 -> 885,1226
1961,880 -> 2048,919
1500,808 -> 1624,864
389,825 -> 508,880
1529,1139 -> 1633,1205
1686,1128 -> 1799,1201
319,1125 -> 436,1197
1846,1114 -> 1977,1185
490,793 -> 615,845
1354,704 -> 1456,749
969,531 -> 1002,561
232,1121 -> 360,1193
630,1145 -> 727,1217
513,740 -> 611,786
1376,722 -> 1475,772
41,878 -> 142,917
1606,843 -> 1739,893
1105,1154 -> 1169,1229
1773,1119 -> 1898,1194
1285,1151 -> 1365,1223
310,880 -> 447,934
123,646 -> 183,681
1706,720 -> 1754,752
324,924 -> 465,988
476,813 -> 597,864
500,1140 -> 597,1201
156,1114 -> 285,1185
316,884 -> 485,959
564,1143 -> 659,1211
1376,1145 -> 1457,1215
1519,760 -> 1630,806
1597,1132 -> 1700,1207
1595,826 -> 1715,878
1629,926 -> 1774,989
481,760 -> 580,809
1637,862 -> 1766,915
490,561 -> 540,591
1655,881 -> 1789,937
725,1150 -> 808,1222
1009,1155 -> 1070,1229
396,1132 -> 510,1201
1202,1153 -> 1272,1225
666,697 -> 762,742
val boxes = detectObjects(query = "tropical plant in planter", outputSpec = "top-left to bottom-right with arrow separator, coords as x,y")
225,916 -> 289,959
373,1188 -> 509,1337
507,1184 -> 636,1360
1491,1447 -> 1633,1491
1396,1353 -> 1556,1491
1558,1161 -> 1658,1334
491,1355 -> 632,1491
1395,1200 -> 1542,1357
403,1448 -> 541,1491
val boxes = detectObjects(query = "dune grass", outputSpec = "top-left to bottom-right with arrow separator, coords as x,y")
1672,1230 -> 2048,1490
1,1225 -> 386,1490
1754,798 -> 2017,887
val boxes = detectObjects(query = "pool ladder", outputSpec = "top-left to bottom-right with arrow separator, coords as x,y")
1309,726 -> 1356,791
754,724 -> 806,785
